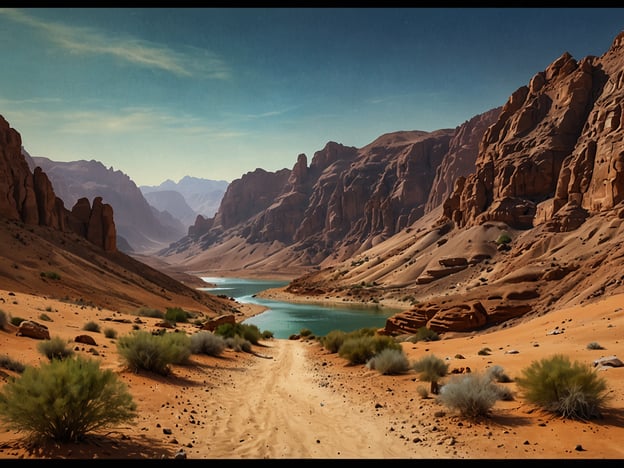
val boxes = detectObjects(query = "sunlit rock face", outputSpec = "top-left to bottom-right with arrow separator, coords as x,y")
0,115 -> 117,252
444,31 -> 624,232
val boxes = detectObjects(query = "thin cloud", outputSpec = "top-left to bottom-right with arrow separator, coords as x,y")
0,8 -> 230,79
225,106 -> 298,121
4,105 -> 245,140
0,97 -> 62,106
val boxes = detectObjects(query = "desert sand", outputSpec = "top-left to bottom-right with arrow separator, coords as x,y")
0,284 -> 623,460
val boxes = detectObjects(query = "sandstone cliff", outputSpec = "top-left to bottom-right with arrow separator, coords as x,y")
28,156 -> 185,253
162,117 -> 498,271
289,30 -> 624,336
159,30 -> 624,337
1,116 -> 115,252
1,115 -> 239,317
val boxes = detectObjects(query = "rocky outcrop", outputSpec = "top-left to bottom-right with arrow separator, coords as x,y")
425,107 -> 502,212
160,30 -> 624,338
167,130 -> 475,264
201,313 -> 236,331
443,32 -> 624,231
28,156 -> 183,253
1,115 -> 117,252
16,320 -> 50,340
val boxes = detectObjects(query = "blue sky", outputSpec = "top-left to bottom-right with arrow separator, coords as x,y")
1,8 -> 624,186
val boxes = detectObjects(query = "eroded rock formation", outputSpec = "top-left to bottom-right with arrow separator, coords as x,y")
0,115 -> 117,252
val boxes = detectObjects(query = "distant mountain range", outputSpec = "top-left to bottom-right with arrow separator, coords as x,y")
22,153 -> 228,254
140,176 -> 229,228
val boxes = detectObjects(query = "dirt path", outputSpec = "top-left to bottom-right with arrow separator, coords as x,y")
190,339 -> 435,459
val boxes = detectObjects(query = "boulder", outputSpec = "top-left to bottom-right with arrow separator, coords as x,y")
16,320 -> 50,340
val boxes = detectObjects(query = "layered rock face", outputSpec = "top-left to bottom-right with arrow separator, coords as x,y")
174,121 -> 495,265
443,31 -> 624,231
425,107 -> 502,212
29,156 -> 183,253
0,115 -> 117,252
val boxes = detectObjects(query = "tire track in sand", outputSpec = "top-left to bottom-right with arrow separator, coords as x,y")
193,339 -> 436,459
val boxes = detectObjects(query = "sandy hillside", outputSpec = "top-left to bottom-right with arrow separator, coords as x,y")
0,286 -> 622,460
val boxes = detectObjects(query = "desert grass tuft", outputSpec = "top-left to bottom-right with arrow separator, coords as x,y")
190,331 -> 226,356
0,356 -> 137,443
515,354 -> 609,420
37,336 -> 74,361
82,320 -> 101,333
0,354 -> 26,373
366,348 -> 411,375
438,371 -> 503,419
412,354 -> 448,395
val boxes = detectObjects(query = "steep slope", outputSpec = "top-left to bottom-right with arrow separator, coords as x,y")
26,156 -> 186,253
160,123 -> 497,272
0,115 -> 241,317
283,30 -> 624,335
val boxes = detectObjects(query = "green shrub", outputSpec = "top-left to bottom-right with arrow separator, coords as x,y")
190,331 -> 226,356
240,323 -> 263,345
37,336 -> 75,361
164,307 -> 189,324
321,330 -> 347,353
135,307 -> 164,319
0,354 -> 26,373
366,348 -> 411,375
300,328 -> 312,337
338,334 -> 400,365
116,330 -> 191,376
10,316 -> 25,327
161,332 -> 191,364
0,356 -> 137,442
415,326 -> 440,342
103,327 -> 118,339
224,335 -> 252,353
515,354 -> 609,420
262,330 -> 274,339
412,354 -> 449,395
495,232 -> 512,245
438,372 -> 502,419
478,347 -> 492,356
83,321 -> 101,333
586,342 -> 605,350
215,323 -> 263,345
38,313 -> 53,322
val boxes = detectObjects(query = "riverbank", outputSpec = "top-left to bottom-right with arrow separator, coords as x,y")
255,285 -> 409,312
